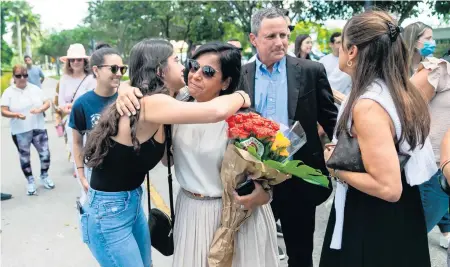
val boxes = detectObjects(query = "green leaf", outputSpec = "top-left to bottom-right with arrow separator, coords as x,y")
264,160 -> 329,188
246,146 -> 261,161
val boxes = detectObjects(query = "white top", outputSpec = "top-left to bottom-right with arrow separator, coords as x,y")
173,121 -> 228,197
1,84 -> 47,135
330,80 -> 437,250
414,57 -> 450,164
319,54 -> 352,95
58,74 -> 96,108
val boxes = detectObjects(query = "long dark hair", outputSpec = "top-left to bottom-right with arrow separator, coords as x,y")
84,39 -> 173,168
89,45 -> 120,78
337,10 -> 430,150
294,34 -> 311,60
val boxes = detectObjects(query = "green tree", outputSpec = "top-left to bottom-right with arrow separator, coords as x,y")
4,1 -> 42,57
1,3 -> 13,68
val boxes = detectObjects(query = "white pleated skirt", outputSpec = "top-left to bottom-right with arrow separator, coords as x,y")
172,190 -> 280,267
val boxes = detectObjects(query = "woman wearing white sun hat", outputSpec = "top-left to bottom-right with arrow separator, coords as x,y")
58,44 -> 96,178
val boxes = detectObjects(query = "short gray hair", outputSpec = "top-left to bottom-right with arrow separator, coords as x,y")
251,8 -> 285,35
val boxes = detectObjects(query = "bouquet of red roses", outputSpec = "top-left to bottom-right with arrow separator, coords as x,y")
208,112 -> 329,267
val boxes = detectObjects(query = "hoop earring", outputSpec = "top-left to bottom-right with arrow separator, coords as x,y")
346,60 -> 353,67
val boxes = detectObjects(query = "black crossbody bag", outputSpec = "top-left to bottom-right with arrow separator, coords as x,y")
146,125 -> 175,256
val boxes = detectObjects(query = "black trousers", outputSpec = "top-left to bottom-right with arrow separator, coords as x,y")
272,176 -> 331,267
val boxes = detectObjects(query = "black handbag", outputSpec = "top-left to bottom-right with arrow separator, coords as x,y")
146,125 -> 175,256
327,130 -> 410,172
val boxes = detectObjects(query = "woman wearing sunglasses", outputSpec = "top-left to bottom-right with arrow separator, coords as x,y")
69,44 -> 125,205
80,39 -> 250,267
58,43 -> 97,178
116,42 -> 278,267
1,65 -> 54,195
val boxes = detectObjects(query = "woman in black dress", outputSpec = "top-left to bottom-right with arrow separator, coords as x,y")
320,10 -> 431,267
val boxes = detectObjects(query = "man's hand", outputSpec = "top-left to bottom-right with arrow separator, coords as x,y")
233,182 -> 270,210
116,82 -> 143,116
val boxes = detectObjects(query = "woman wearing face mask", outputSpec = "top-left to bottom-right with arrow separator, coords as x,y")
404,22 -> 450,249
1,65 -> 54,195
69,44 -> 124,205
58,44 -> 96,178
294,34 -> 313,60
80,39 -> 250,267
403,22 -> 437,73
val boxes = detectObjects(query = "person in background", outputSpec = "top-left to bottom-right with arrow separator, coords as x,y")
402,22 -> 435,74
1,65 -> 54,195
319,32 -> 352,96
58,44 -> 96,178
294,34 -> 313,60
407,22 -> 450,249
443,48 -> 450,62
69,44 -> 123,204
227,39 -> 242,51
24,55 -> 45,88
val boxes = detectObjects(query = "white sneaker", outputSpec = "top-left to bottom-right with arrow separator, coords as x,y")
27,183 -> 37,195
439,235 -> 450,249
41,177 -> 55,189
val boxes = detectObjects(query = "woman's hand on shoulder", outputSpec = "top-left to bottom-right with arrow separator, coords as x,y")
116,81 -> 143,116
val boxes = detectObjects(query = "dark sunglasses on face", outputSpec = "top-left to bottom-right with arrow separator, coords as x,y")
14,74 -> 28,79
69,58 -> 84,63
188,60 -> 218,78
288,25 -> 295,31
98,65 -> 128,75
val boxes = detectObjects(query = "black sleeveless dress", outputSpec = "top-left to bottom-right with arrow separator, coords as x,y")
320,172 -> 431,267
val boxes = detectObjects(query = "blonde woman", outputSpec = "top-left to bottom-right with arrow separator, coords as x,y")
58,44 -> 96,177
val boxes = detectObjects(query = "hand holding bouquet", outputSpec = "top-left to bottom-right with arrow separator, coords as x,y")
208,112 -> 329,267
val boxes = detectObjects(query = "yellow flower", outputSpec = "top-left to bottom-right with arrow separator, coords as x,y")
279,149 -> 289,157
271,132 -> 291,151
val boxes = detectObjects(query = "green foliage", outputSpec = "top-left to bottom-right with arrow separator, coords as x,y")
264,159 -> 330,188
1,5 -> 13,67
3,1 -> 42,56
290,21 -> 341,54
1,72 -> 12,95
38,27 -> 95,58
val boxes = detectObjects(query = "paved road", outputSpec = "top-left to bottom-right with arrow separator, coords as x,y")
1,79 -> 446,267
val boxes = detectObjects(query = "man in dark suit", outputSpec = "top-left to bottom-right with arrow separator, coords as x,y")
240,8 -> 338,267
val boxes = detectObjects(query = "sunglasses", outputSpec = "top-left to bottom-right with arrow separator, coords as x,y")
188,60 -> 218,78
98,65 -> 128,75
288,25 -> 295,31
14,74 -> 28,79
69,58 -> 84,63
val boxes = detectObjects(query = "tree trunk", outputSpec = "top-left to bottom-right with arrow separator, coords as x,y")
16,16 -> 22,59
25,35 -> 32,57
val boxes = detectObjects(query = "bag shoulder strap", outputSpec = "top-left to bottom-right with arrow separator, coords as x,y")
70,75 -> 88,103
146,125 -> 175,226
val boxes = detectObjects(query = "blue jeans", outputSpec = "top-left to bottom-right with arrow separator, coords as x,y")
419,170 -> 450,233
80,187 -> 151,267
